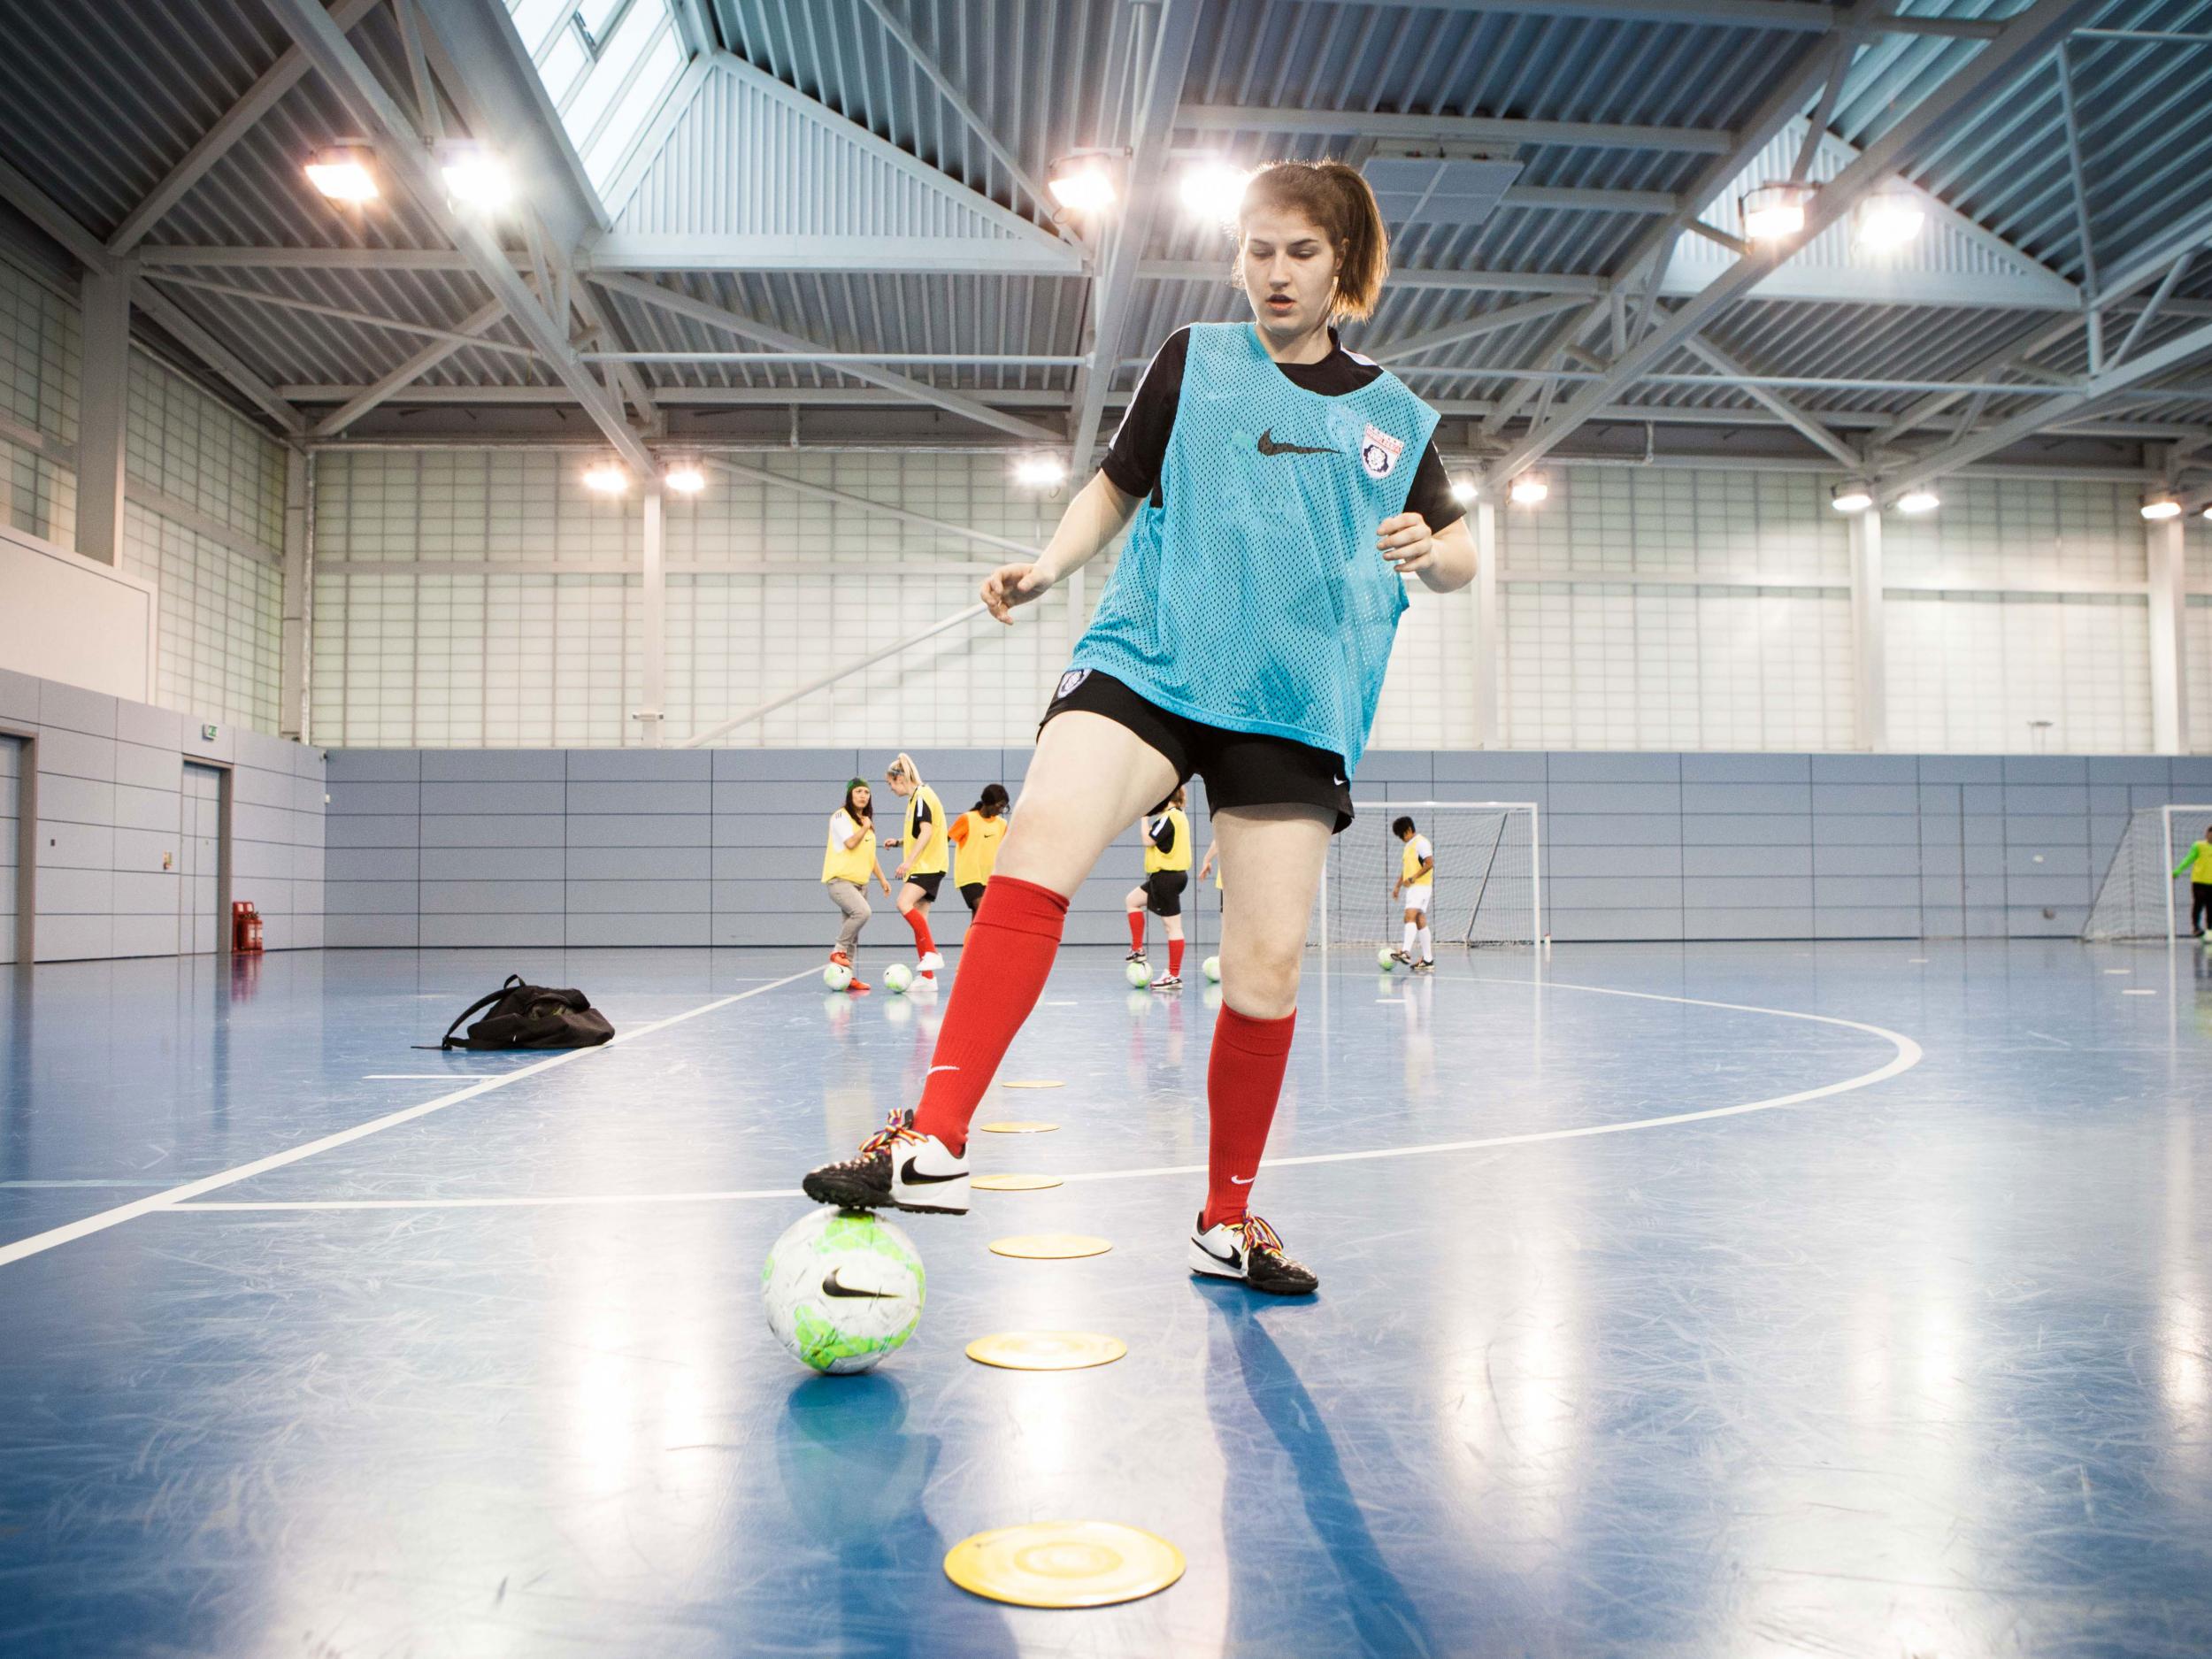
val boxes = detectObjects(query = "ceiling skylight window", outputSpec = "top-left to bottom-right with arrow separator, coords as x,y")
506,0 -> 689,196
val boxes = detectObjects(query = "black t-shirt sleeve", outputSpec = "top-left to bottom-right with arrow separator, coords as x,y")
913,796 -> 933,829
1150,817 -> 1175,853
1100,328 -> 1190,503
1402,441 -> 1463,533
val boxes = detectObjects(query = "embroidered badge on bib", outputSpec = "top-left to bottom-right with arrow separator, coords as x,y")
1359,423 -> 1404,480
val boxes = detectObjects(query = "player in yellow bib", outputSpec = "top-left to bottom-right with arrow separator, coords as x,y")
879,753 -> 949,979
949,784 -> 1010,912
1126,787 -> 1194,987
2173,823 -> 2212,939
821,780 -> 893,993
1391,815 -> 1435,972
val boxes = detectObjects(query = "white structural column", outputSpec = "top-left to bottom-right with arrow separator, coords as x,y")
75,271 -> 133,565
1848,509 -> 1887,751
639,484 -> 666,748
2147,515 -> 2189,755
1473,501 -> 1501,748
280,448 -> 311,741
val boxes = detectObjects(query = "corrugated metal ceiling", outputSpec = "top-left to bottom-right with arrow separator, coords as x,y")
0,0 -> 2202,465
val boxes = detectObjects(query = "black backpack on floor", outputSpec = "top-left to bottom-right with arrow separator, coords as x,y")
428,974 -> 616,1051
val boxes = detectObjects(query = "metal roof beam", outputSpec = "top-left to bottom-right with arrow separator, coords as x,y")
853,0 -> 1064,231
108,0 -> 382,257
142,272 -> 540,358
1678,333 -> 1862,468
1067,0 -> 1203,469
1179,104 -> 1733,154
1369,295 -> 1594,362
311,296 -> 511,436
259,0 -> 652,470
590,272 -> 1062,444
1483,0 -> 2105,491
1883,317 -> 2212,500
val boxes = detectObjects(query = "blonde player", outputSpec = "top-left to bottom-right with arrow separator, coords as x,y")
879,753 -> 948,979
1392,815 -> 1435,973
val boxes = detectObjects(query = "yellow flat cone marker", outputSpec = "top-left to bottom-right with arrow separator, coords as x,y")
965,1332 -> 1126,1371
972,1172 -> 1063,1191
977,1119 -> 1058,1134
989,1233 -> 1111,1260
1000,1079 -> 1064,1089
944,1521 -> 1184,1609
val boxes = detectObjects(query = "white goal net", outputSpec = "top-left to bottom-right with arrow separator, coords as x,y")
1312,800 -> 1541,949
2083,804 -> 2212,941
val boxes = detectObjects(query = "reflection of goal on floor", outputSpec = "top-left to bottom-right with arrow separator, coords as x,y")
2083,804 -> 2212,940
1313,800 -> 1541,949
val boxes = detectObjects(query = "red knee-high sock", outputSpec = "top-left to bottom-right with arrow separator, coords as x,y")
1127,910 -> 1146,953
905,907 -> 937,958
911,878 -> 1069,1156
1202,1005 -> 1296,1229
1169,937 -> 1186,979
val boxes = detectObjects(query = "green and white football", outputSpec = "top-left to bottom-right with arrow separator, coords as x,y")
763,1209 -> 926,1374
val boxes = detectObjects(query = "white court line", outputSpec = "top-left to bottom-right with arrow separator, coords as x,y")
169,976 -> 1923,1215
0,968 -> 818,1268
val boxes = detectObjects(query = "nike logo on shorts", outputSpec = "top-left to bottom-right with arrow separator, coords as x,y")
1256,428 -> 1337,457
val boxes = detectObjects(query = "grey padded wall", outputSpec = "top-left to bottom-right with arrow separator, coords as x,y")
0,735 -> 19,964
0,666 -> 325,961
326,745 -> 2212,944
326,749 -> 1213,950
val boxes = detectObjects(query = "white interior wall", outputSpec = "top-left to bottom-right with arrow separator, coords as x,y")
0,256 -> 287,735
314,450 -> 2208,754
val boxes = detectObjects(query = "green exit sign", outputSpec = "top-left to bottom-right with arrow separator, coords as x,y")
201,724 -> 217,741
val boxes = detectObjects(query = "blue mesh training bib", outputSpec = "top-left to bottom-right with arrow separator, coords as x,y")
1069,322 -> 1440,774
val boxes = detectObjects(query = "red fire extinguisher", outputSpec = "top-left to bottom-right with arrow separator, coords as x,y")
232,900 -> 265,953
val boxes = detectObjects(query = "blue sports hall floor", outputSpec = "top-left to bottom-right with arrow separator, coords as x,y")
1,940 -> 2207,1658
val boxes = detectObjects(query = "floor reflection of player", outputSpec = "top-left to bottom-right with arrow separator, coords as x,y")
774,1374 -> 1017,1655
1400,969 -> 1435,1096
1199,1294 -> 1435,1656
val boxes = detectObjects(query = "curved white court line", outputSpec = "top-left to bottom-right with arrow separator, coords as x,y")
0,968 -> 824,1268
167,977 -> 1923,1215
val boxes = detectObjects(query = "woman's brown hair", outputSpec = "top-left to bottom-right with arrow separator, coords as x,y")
1237,159 -> 1391,321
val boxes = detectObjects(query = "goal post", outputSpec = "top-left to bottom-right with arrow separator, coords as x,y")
2083,803 -> 2212,941
1312,800 -> 1541,950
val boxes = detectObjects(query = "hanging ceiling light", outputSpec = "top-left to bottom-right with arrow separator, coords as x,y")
1896,488 -> 1940,514
1854,190 -> 1925,251
1509,472 -> 1549,506
2141,496 -> 2183,521
439,142 -> 512,211
1830,482 -> 1874,514
304,144 -> 378,203
662,462 -> 707,495
1448,478 -> 1479,504
1013,453 -> 1070,490
582,461 -> 629,495
1178,158 -> 1251,221
1740,180 -> 1813,242
1047,154 -> 1118,214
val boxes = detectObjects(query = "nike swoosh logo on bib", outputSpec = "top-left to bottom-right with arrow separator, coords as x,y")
1256,428 -> 1337,457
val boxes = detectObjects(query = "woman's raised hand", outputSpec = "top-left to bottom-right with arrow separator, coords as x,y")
982,562 -> 1052,624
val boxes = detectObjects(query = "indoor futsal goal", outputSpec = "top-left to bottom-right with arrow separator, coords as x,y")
1312,800 -> 1541,950
2082,803 -> 2212,940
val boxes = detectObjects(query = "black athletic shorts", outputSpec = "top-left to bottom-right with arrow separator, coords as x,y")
1143,870 -> 1188,918
902,871 -> 944,902
1041,669 -> 1355,834
959,880 -> 987,912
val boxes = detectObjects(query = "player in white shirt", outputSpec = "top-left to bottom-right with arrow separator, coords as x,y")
1391,815 -> 1435,973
